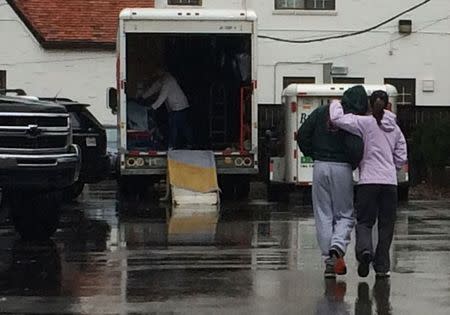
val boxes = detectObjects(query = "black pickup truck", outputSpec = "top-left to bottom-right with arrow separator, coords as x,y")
0,94 -> 80,239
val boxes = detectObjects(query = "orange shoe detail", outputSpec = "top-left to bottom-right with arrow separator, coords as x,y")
334,257 -> 347,275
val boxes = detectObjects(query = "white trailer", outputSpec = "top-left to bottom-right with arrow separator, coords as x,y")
268,84 -> 409,201
108,8 -> 259,198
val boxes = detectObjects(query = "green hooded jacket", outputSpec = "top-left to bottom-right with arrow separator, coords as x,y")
297,85 -> 368,169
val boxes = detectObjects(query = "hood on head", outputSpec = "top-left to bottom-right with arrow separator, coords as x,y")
380,110 -> 397,132
341,85 -> 368,115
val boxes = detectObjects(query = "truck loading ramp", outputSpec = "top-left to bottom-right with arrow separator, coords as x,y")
167,150 -> 220,206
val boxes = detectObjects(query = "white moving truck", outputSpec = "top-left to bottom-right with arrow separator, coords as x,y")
108,8 -> 258,198
268,84 -> 409,201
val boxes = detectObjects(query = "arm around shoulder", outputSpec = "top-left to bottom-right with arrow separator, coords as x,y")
329,100 -> 364,137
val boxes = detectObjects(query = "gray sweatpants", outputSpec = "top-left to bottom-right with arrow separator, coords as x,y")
312,161 -> 355,259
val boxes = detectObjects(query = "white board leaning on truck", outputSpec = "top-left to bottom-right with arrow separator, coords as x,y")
269,84 -> 409,200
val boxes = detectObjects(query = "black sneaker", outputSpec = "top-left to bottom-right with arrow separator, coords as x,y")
324,256 -> 337,278
375,271 -> 391,278
358,252 -> 372,278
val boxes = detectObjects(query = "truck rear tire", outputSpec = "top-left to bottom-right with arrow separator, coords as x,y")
220,176 -> 250,200
235,177 -> 250,200
118,175 -> 159,201
11,191 -> 62,241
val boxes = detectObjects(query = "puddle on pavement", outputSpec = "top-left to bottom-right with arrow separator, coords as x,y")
0,184 -> 449,314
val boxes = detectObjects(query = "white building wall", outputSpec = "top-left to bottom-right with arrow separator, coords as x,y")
249,0 -> 450,106
0,0 -> 116,124
1,0 -> 449,126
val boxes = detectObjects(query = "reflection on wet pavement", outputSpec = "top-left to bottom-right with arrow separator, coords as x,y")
0,181 -> 449,314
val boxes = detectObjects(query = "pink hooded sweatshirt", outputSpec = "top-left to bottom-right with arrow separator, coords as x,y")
329,100 -> 408,186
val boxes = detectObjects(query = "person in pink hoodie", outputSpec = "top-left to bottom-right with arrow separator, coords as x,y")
329,89 -> 408,278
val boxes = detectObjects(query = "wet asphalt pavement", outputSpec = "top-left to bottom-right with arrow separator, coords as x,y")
0,182 -> 449,315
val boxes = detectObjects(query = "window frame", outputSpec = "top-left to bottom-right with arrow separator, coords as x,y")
167,0 -> 202,6
274,0 -> 336,11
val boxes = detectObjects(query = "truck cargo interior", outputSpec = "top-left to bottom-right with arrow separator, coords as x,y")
125,33 -> 252,152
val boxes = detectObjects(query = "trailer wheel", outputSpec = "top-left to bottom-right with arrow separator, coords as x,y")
11,191 -> 62,241
398,185 -> 409,202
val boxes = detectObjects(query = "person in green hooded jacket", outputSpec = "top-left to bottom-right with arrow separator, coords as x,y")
297,85 -> 368,278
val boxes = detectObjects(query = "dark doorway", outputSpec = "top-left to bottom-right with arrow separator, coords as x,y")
283,77 -> 316,89
384,78 -> 416,106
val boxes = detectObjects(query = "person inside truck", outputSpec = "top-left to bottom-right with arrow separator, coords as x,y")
297,85 -> 368,278
329,90 -> 408,279
141,69 -> 193,150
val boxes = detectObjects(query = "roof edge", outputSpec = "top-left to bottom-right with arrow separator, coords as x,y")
6,0 -> 46,47
5,0 -> 116,50
41,41 -> 115,50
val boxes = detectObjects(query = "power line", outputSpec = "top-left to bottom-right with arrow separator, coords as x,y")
0,56 -> 112,66
260,14 -> 450,46
258,0 -> 432,44
307,15 -> 450,63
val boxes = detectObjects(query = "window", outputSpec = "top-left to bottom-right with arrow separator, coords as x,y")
384,78 -> 416,106
0,70 -> 5,91
168,0 -> 202,5
283,76 -> 316,88
275,0 -> 335,10
332,77 -> 365,84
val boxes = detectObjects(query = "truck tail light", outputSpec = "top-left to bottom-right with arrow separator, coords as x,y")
294,149 -> 298,159
235,157 -> 244,166
290,102 -> 298,113
128,150 -> 140,157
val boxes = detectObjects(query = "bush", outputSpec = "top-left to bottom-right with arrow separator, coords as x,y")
412,118 -> 450,187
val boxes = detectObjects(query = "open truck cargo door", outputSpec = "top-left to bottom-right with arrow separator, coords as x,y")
115,8 -> 258,200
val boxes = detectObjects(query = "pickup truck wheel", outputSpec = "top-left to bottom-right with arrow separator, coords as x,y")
11,191 -> 62,241
64,182 -> 85,200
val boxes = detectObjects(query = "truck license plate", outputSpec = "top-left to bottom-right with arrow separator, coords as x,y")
86,137 -> 97,147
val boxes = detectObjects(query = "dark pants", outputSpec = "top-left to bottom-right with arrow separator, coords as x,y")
168,108 -> 193,149
355,184 -> 397,273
